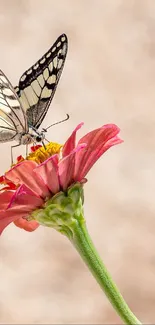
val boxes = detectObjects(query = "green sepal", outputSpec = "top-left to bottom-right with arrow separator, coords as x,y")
31,183 -> 85,238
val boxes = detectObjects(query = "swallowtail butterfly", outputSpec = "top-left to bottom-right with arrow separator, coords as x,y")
0,33 -> 68,161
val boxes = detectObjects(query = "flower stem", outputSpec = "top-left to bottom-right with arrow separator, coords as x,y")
32,183 -> 141,323
69,219 -> 141,325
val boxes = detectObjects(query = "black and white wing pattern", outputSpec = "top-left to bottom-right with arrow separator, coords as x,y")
15,34 -> 68,130
0,70 -> 27,143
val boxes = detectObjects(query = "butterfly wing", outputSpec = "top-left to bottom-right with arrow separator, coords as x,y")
0,70 -> 27,143
15,34 -> 68,130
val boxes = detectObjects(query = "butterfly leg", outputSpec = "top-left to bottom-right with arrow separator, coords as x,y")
45,137 -> 50,143
26,144 -> 28,157
42,141 -> 46,150
11,143 -> 21,165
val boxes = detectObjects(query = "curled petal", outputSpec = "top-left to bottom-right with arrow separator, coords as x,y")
14,218 -> 39,232
74,124 -> 122,181
59,144 -> 86,190
6,160 -> 50,199
35,155 -> 60,194
62,122 -> 84,157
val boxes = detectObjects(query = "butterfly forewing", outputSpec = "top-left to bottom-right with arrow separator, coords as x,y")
15,34 -> 68,129
0,70 -> 27,143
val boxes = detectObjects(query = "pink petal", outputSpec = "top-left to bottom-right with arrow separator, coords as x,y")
14,218 -> 39,232
6,160 -> 50,199
62,123 -> 84,157
8,184 -> 43,210
0,184 -> 43,234
102,135 -> 123,151
74,124 -> 122,181
35,155 -> 60,194
59,144 -> 86,190
0,211 -> 28,235
0,191 -> 14,211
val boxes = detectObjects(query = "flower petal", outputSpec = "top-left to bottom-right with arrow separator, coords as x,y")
59,144 -> 86,190
0,184 -> 43,234
0,191 -> 14,211
14,218 -> 39,232
62,123 -> 84,157
6,160 -> 50,198
35,154 -> 60,194
102,135 -> 123,151
74,124 -> 122,181
8,184 -> 43,210
0,211 -> 27,235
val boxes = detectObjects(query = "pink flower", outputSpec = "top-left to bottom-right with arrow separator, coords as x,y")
0,123 -> 122,234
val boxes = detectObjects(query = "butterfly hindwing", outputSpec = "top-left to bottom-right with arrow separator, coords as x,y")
15,34 -> 68,129
0,70 -> 27,143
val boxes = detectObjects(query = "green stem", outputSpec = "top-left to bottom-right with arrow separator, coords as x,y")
69,219 -> 141,325
32,183 -> 141,324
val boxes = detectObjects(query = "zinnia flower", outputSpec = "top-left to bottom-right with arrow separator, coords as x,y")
0,122 -> 122,234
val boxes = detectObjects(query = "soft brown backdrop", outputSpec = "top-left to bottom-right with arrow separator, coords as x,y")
1,0 -> 155,323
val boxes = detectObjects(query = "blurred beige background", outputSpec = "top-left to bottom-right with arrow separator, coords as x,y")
1,0 -> 155,323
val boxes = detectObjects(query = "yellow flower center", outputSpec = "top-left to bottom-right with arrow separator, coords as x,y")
27,142 -> 62,164
15,142 -> 62,166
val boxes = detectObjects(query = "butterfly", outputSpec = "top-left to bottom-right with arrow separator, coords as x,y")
0,33 -> 68,162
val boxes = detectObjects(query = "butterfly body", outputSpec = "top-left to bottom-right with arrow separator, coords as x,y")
0,33 -> 68,157
14,128 -> 45,145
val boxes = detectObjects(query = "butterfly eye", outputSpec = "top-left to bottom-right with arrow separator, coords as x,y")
36,135 -> 42,142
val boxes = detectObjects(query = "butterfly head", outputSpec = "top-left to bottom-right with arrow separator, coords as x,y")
20,130 -> 45,145
35,132 -> 45,143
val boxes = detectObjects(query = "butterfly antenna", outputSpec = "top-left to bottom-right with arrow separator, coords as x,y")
43,114 -> 69,132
